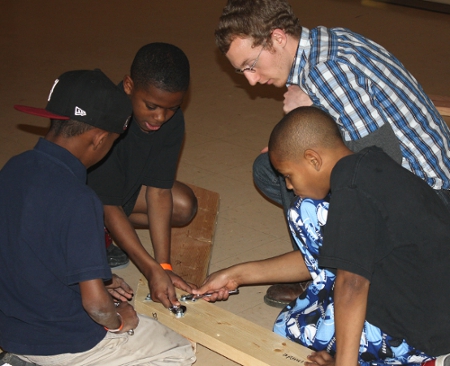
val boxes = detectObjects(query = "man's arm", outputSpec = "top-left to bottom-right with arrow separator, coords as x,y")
193,250 -> 311,301
79,278 -> 138,333
103,204 -> 179,308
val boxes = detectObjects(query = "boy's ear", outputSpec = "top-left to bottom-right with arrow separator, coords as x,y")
123,75 -> 134,96
91,129 -> 110,151
304,149 -> 322,171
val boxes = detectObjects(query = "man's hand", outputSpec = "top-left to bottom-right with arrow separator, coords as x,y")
104,274 -> 134,302
283,85 -> 313,114
305,351 -> 336,366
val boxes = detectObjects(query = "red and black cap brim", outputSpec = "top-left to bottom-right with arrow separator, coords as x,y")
14,105 -> 69,120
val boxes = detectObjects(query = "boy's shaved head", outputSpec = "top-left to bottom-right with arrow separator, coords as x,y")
269,106 -> 343,162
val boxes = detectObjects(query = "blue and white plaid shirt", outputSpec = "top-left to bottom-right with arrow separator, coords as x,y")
288,27 -> 450,189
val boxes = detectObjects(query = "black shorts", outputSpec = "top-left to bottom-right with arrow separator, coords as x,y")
122,187 -> 141,217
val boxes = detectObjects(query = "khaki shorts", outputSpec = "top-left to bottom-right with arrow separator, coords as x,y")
17,315 -> 196,366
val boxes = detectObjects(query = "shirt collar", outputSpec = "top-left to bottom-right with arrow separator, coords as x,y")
287,27 -> 311,86
35,138 -> 87,183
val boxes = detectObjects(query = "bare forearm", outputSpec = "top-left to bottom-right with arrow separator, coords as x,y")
80,279 -> 121,329
230,251 -> 311,286
146,187 -> 173,264
104,205 -> 160,276
334,270 -> 369,366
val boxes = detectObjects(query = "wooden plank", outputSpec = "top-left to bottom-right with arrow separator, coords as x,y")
135,279 -> 311,366
170,184 -> 220,287
430,94 -> 450,117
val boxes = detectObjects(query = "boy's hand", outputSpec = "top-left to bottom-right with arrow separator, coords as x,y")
116,301 -> 139,333
166,271 -> 197,292
305,351 -> 336,366
105,274 -> 134,302
192,269 -> 239,302
283,85 -> 313,114
147,269 -> 181,308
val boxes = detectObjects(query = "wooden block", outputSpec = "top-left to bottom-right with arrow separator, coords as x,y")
170,184 -> 220,287
135,279 -> 311,366
430,94 -> 450,117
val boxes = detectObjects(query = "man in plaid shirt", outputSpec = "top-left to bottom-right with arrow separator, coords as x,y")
215,0 -> 450,308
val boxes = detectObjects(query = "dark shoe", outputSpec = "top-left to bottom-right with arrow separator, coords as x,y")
264,281 -> 311,308
104,227 -> 129,269
0,352 -> 40,366
106,243 -> 129,269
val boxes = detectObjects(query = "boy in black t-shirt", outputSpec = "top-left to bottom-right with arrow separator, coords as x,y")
193,106 -> 450,366
88,43 -> 198,309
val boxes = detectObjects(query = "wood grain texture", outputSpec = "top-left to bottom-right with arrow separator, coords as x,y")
135,279 -> 311,366
170,184 -> 220,286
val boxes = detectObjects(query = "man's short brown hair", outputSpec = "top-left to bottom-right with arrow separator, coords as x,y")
215,0 -> 302,54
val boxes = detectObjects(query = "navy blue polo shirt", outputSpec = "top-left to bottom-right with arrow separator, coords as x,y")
0,138 -> 111,355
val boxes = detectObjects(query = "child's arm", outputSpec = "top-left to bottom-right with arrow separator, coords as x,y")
305,269 -> 368,366
80,278 -> 139,333
145,186 -> 194,291
193,250 -> 311,301
334,269 -> 369,366
104,204 -> 181,308
145,186 -> 172,265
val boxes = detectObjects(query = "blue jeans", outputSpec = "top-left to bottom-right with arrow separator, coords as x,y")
253,152 -> 296,248
253,152 -> 295,214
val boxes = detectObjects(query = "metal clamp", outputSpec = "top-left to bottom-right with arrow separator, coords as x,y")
145,293 -> 186,318
169,305 -> 187,318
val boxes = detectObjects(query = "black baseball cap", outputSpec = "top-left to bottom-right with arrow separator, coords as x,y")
14,69 -> 131,134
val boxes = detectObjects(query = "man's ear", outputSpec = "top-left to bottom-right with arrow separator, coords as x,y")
304,149 -> 322,171
123,75 -> 134,96
271,29 -> 288,48
91,129 -> 110,151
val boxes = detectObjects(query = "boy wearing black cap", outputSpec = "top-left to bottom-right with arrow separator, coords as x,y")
0,69 -> 195,366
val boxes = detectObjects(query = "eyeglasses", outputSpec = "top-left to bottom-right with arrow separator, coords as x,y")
235,44 -> 265,74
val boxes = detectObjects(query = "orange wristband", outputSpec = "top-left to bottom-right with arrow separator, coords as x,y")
104,313 -> 123,333
160,263 -> 173,271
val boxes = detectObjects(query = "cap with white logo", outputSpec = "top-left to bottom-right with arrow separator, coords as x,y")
14,69 -> 131,134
